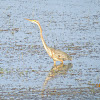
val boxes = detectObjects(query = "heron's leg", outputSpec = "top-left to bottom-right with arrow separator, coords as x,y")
53,60 -> 56,66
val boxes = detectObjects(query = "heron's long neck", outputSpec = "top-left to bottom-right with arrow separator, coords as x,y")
37,23 -> 48,52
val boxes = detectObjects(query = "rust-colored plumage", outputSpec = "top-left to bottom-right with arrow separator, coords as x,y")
25,19 -> 72,65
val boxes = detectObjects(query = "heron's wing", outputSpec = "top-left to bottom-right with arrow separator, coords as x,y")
49,47 -> 72,61
53,49 -> 68,60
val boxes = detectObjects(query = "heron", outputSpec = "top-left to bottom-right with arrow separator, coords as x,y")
25,19 -> 72,65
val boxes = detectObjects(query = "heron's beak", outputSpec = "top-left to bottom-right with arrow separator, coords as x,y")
25,18 -> 33,22
25,18 -> 37,23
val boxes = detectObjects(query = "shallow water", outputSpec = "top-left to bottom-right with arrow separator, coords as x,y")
0,0 -> 100,99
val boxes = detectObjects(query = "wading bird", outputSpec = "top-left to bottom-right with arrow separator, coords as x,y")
25,19 -> 72,65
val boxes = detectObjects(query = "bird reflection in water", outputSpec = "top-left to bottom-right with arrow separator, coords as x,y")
41,63 -> 73,97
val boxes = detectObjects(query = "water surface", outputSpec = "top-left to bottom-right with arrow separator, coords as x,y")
0,0 -> 100,99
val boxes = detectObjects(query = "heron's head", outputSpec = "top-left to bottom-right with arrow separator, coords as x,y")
25,18 -> 39,25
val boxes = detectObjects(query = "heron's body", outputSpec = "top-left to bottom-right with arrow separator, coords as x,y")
47,47 -> 72,64
25,19 -> 72,65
